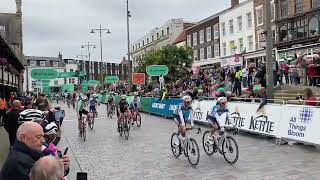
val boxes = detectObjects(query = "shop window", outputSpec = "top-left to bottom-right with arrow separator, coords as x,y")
308,17 -> 319,36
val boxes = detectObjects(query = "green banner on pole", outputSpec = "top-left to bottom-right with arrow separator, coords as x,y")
105,76 -> 119,84
88,80 -> 98,86
31,69 -> 58,80
146,65 -> 169,76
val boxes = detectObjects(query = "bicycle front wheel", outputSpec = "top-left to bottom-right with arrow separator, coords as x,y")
187,138 -> 200,167
136,113 -> 141,127
222,136 -> 239,164
82,121 -> 86,142
202,130 -> 215,156
170,133 -> 181,158
89,116 -> 94,130
123,119 -> 130,140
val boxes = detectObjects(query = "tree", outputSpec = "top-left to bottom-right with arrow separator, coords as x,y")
135,45 -> 192,82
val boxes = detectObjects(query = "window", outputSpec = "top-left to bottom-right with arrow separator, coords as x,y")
147,38 -> 149,44
193,32 -> 198,46
272,29 -> 276,44
207,46 -> 212,59
280,0 -> 288,18
187,35 -> 192,46
193,49 -> 198,61
0,25 -> 5,37
142,40 -> 145,46
229,19 -> 234,34
40,61 -> 46,67
279,25 -> 288,42
230,40 -> 236,55
167,27 -> 170,35
312,0 -> 320,8
157,33 -> 159,39
237,16 -> 242,31
200,48 -> 205,59
53,62 -> 58,67
214,43 -> 220,57
248,36 -> 253,51
162,30 -> 164,37
200,30 -> 204,44
308,17 -> 320,36
32,81 -> 36,87
29,60 -> 36,66
221,22 -> 226,36
54,80 -> 58,85
152,35 -> 154,42
206,27 -> 212,42
238,38 -> 244,52
246,13 -> 252,28
271,1 -> 275,20
256,7 -> 263,26
214,24 -> 219,39
293,20 -> 306,39
295,0 -> 303,14
222,42 -> 227,56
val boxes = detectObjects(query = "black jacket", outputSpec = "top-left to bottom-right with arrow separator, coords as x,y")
0,141 -> 44,180
3,109 -> 20,134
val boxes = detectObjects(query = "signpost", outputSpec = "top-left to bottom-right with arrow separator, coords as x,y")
105,76 -> 119,84
31,69 -> 58,80
132,73 -> 145,85
146,65 -> 168,76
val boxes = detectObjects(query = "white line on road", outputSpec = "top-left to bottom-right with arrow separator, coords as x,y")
63,116 -> 111,122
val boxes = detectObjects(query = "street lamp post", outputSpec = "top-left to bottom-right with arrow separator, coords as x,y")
126,0 -> 132,84
81,42 -> 96,80
90,25 -> 111,83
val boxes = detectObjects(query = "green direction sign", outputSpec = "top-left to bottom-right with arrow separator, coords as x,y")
42,83 -> 50,87
43,86 -> 50,94
88,80 -> 98,86
61,84 -> 74,92
146,65 -> 169,76
31,69 -> 58,80
58,72 -> 76,78
105,76 -> 119,84
42,80 -> 50,84
79,71 -> 87,77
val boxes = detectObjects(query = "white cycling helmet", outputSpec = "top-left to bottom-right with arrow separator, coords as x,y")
182,95 -> 192,102
133,92 -> 138,96
92,94 -> 98,98
217,97 -> 227,103
81,96 -> 88,100
19,109 -> 45,124
44,122 -> 59,135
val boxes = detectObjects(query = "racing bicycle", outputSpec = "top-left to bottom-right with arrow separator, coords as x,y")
131,108 -> 141,127
118,112 -> 130,140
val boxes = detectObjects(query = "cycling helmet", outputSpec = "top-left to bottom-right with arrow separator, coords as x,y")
217,97 -> 227,103
92,94 -> 98,98
253,85 -> 261,94
121,95 -> 126,100
44,122 -> 59,135
217,87 -> 225,93
19,109 -> 45,124
133,92 -> 138,96
81,96 -> 88,101
182,95 -> 192,102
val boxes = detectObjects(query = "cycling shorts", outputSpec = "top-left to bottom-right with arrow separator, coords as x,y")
79,109 -> 88,119
173,114 -> 190,126
207,115 -> 221,129
89,105 -> 96,112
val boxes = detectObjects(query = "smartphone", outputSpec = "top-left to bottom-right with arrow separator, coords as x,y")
57,151 -> 62,158
63,147 -> 69,155
77,172 -> 88,180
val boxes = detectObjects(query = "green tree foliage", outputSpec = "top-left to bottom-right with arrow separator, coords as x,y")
135,45 -> 192,82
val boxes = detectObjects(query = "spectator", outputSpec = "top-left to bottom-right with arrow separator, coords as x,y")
242,67 -> 249,88
272,59 -> 279,86
29,156 -> 64,180
303,88 -> 318,106
0,97 -> 6,126
233,67 -> 242,97
3,100 -> 21,149
223,76 -> 233,94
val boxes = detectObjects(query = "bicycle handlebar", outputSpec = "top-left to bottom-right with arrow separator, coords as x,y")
186,127 -> 201,134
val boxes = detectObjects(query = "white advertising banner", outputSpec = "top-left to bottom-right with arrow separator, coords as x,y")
192,100 -> 216,123
279,105 -> 320,144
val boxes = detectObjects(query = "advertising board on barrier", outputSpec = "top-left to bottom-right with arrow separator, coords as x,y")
149,98 -> 182,117
192,100 -> 215,123
279,106 -> 320,144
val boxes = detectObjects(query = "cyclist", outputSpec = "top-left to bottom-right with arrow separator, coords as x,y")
130,92 -> 141,124
107,92 -> 115,113
253,84 -> 267,112
173,95 -> 194,143
207,97 -> 230,148
116,95 -> 130,131
88,94 -> 99,115
77,96 -> 90,135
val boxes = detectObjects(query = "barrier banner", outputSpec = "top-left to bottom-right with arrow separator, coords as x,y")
140,97 -> 152,112
279,105 -> 320,144
149,98 -> 182,117
192,100 -> 216,123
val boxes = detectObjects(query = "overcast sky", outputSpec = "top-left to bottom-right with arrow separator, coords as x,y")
0,0 -> 238,63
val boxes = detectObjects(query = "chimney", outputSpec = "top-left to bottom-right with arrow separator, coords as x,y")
231,0 -> 239,8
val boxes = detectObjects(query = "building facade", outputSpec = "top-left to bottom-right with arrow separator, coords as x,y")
274,0 -> 320,59
131,19 -> 190,70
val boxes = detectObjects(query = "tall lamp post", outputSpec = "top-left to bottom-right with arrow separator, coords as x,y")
81,42 -> 96,80
90,25 -> 111,83
126,0 -> 132,84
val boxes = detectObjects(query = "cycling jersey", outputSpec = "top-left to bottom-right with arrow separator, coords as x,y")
173,103 -> 193,126
207,105 -> 229,128
107,95 -> 114,103
118,100 -> 129,114
130,98 -> 141,110
89,98 -> 98,107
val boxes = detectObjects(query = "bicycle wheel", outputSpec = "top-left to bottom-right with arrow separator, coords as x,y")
89,116 -> 94,130
222,136 -> 239,165
82,121 -> 86,142
170,133 -> 181,158
123,118 -> 130,140
202,130 -> 215,156
136,113 -> 141,127
187,138 -> 200,167
118,122 -> 123,136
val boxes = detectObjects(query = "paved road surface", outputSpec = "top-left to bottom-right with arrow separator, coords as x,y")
56,103 -> 320,180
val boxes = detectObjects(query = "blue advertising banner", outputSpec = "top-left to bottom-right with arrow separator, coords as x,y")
149,98 -> 183,117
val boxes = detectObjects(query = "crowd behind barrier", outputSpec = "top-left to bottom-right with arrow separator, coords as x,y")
97,93 -> 320,145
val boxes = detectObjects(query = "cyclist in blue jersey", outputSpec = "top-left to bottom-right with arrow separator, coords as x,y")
88,94 -> 99,113
173,96 -> 194,140
207,97 -> 230,147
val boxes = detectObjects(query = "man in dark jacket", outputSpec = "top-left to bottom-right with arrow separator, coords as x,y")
3,100 -> 21,149
0,121 -> 45,180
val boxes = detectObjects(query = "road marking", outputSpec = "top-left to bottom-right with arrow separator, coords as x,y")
63,116 -> 112,122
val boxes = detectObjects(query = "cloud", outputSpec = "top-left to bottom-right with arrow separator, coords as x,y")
1,0 -> 233,63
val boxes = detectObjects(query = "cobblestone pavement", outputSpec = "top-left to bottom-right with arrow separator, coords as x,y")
2,102 -> 316,180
